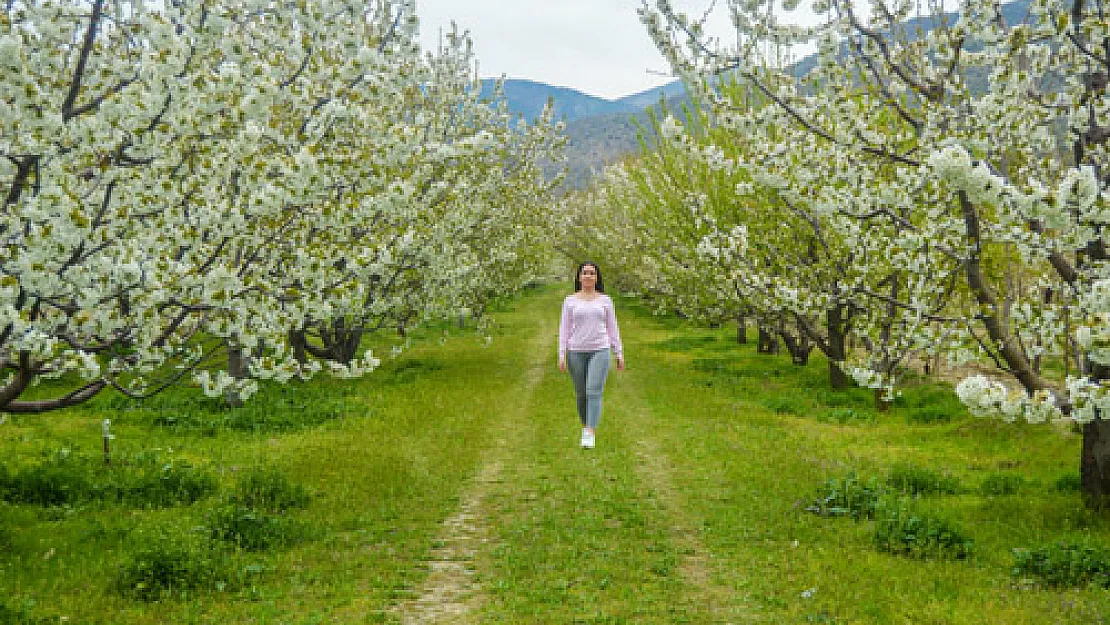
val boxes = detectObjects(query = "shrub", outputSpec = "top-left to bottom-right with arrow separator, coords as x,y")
230,468 -> 310,512
207,504 -> 309,551
1012,542 -> 1110,589
113,535 -> 236,601
806,474 -> 887,520
979,473 -> 1025,497
887,464 -> 962,496
873,504 -> 973,559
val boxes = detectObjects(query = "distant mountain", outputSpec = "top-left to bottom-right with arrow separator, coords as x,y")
479,79 -> 634,123
612,81 -> 689,110
479,78 -> 690,124
478,78 -> 691,189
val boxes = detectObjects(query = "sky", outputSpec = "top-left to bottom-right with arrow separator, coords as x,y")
414,1 -> 754,101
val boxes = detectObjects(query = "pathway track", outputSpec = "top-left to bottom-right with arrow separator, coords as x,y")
392,310 -> 552,624
390,288 -> 751,623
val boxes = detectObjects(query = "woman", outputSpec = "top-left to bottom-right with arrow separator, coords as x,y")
558,261 -> 625,449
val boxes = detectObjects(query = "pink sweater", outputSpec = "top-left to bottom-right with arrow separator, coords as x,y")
559,294 -> 623,358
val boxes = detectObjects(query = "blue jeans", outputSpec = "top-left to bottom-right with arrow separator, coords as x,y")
566,349 -> 611,429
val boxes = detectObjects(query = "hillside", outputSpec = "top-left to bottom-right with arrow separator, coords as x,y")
481,78 -> 690,190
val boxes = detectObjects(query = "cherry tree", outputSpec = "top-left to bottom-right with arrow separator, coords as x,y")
640,0 -> 1110,504
0,0 -> 564,410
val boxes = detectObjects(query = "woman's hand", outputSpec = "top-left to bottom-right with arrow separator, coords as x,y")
558,356 -> 567,372
616,355 -> 625,371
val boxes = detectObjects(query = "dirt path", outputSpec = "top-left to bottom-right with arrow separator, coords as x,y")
392,316 -> 552,624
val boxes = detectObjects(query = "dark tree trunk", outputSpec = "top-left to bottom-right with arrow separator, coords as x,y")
1081,419 -> 1110,509
757,326 -> 779,354
1082,363 -> 1110,508
874,388 -> 892,412
226,345 -> 247,407
289,329 -> 307,365
826,305 -> 849,390
736,316 -> 748,344
321,318 -> 365,365
780,332 -> 813,366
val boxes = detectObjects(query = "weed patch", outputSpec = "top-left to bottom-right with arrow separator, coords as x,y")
897,386 -> 966,424
380,358 -> 444,385
1055,474 -> 1083,493
761,395 -> 808,416
113,534 -> 241,601
229,468 -> 310,512
206,504 -> 310,551
0,600 -> 52,625
979,473 -> 1025,497
1012,541 -> 1110,589
207,469 -> 313,551
887,463 -> 963,496
873,504 -> 973,559
0,454 -> 91,506
0,451 -> 216,508
98,382 -> 356,434
817,407 -> 876,425
806,473 -> 887,519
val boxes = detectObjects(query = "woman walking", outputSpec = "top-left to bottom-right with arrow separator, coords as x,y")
558,262 -> 624,449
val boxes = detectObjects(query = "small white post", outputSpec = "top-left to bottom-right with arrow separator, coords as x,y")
102,419 -> 114,465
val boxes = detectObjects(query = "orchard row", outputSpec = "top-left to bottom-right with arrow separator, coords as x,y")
565,0 -> 1110,503
0,0 -> 563,410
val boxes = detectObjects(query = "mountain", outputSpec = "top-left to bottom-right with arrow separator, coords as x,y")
479,78 -> 690,189
479,78 -> 690,124
479,79 -> 634,123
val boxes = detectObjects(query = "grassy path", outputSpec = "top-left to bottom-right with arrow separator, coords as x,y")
2,284 -> 1108,623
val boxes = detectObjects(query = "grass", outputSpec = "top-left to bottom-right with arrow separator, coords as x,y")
0,284 -> 1107,623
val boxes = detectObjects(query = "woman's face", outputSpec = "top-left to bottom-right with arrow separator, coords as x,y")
579,264 -> 598,289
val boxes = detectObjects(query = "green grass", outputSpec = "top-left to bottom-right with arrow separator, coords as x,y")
0,284 -> 1107,623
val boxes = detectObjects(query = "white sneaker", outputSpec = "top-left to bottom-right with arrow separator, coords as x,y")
582,431 -> 595,449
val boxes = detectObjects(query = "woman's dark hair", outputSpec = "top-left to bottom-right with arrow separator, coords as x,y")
573,261 -> 604,293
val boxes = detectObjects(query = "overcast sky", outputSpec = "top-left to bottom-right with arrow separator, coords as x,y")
414,1 -> 754,100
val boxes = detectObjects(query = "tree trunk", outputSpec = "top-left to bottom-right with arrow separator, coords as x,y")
780,332 -> 813,366
1081,419 -> 1110,509
321,319 -> 365,365
757,326 -> 778,354
874,388 -> 892,412
736,316 -> 748,344
225,345 -> 247,407
289,329 -> 307,365
826,305 -> 849,390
